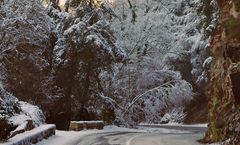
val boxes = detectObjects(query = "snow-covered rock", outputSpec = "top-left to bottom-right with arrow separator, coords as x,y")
18,101 -> 45,127
160,108 -> 187,124
2,124 -> 56,145
0,83 -> 45,140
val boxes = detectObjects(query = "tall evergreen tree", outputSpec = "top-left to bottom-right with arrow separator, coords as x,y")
46,0 -> 126,128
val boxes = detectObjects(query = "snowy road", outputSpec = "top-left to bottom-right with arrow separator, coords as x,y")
128,133 -> 203,145
71,132 -> 204,145
71,132 -> 139,145
66,124 -> 206,145
37,125 -> 206,145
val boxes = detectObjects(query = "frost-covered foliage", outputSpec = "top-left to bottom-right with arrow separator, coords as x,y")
1,0 -> 126,130
98,0 -> 218,126
0,0 -> 52,137
18,101 -> 45,126
0,0 -> 54,57
0,85 -> 19,120
99,78 -> 193,126
0,0 -> 218,131
110,0 -> 218,86
41,1 -> 126,129
0,0 -> 56,102
113,80 -> 192,126
7,102 -> 45,128
53,10 -> 126,66
160,108 -> 186,124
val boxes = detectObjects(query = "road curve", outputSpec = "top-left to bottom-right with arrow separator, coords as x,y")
64,125 -> 207,145
128,133 -> 203,145
70,132 -> 139,145
72,131 -> 204,145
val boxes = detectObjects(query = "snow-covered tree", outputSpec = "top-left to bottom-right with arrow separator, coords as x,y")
0,0 -> 219,131
110,0 -> 218,88
100,78 -> 193,127
0,0 -> 55,139
0,0 -> 56,102
44,1 -> 126,128
98,0 -> 218,125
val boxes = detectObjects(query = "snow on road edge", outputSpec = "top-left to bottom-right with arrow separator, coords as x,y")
139,123 -> 208,128
36,125 -> 191,145
36,126 -> 144,145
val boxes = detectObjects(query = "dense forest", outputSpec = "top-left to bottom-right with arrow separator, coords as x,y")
0,0 -> 239,144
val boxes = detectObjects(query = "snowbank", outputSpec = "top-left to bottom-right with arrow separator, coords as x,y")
138,123 -> 208,133
2,124 -> 56,145
6,101 -> 46,139
70,120 -> 104,124
37,125 -> 145,145
139,123 -> 208,128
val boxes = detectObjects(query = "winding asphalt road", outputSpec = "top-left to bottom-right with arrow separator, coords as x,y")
70,125 -> 206,145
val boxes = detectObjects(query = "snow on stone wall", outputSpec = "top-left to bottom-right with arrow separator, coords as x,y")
2,124 -> 56,145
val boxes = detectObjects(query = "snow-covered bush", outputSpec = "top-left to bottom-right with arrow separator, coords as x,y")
100,79 -> 193,127
160,108 -> 186,124
98,0 -> 218,126
0,82 -> 45,140
18,101 -> 45,126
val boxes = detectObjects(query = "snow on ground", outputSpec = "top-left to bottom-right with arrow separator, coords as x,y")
19,101 -> 45,126
205,139 -> 230,145
8,114 -> 31,126
138,127 -> 191,134
105,125 -> 194,134
36,126 -> 143,145
139,123 -> 208,128
36,125 -> 190,145
7,101 -> 45,128
138,123 -> 207,134
36,130 -> 90,145
206,142 -> 226,145
70,120 -> 104,124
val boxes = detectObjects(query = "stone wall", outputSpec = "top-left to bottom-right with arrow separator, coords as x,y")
69,121 -> 104,131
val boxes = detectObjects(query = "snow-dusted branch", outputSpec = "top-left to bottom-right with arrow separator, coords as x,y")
123,80 -> 192,116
